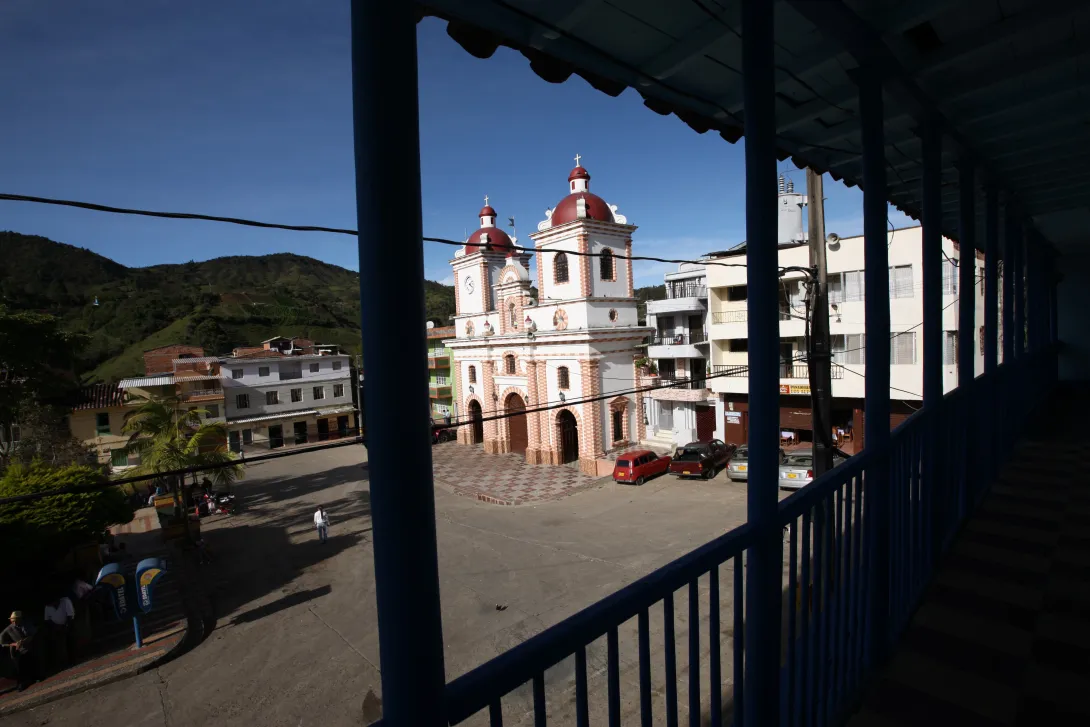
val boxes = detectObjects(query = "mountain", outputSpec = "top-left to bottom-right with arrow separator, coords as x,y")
635,284 -> 666,324
0,232 -> 456,382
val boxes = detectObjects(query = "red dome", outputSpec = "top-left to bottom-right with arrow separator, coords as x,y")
464,226 -> 515,254
568,166 -> 590,183
480,205 -> 497,218
550,192 -> 614,226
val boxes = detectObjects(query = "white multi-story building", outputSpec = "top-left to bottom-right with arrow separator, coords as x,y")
642,262 -> 716,447
221,352 -> 356,450
706,222 -> 987,450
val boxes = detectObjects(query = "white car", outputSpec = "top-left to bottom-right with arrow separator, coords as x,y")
777,452 -> 847,490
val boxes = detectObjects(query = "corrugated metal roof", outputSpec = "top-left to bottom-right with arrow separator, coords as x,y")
118,375 -> 175,388
172,357 -> 220,364
173,374 -> 221,382
73,383 -> 126,410
316,405 -> 356,416
420,0 -> 1089,253
228,410 -> 319,425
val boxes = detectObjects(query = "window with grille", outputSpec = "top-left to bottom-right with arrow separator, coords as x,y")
558,366 -> 570,389
504,355 -> 515,374
95,413 -> 110,435
232,369 -> 243,379
554,252 -> 569,283
829,270 -> 866,304
310,363 -> 320,373
890,332 -> 916,365
205,404 -> 219,418
509,302 -> 517,328
236,394 -> 249,409
941,259 -> 958,295
333,361 -> 342,370
313,386 -> 325,400
334,384 -> 344,397
979,326 -> 985,356
111,449 -> 129,468
468,365 -> 477,384
600,248 -> 614,280
888,265 -> 914,298
242,429 -> 253,445
291,388 -> 302,403
832,334 -> 865,365
944,331 -> 958,365
259,366 -> 270,377
265,391 -> 279,405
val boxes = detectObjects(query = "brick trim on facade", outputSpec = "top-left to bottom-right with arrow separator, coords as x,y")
608,395 -> 632,450
578,234 -> 591,298
625,238 -> 634,297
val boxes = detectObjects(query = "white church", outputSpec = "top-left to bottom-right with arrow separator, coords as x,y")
445,159 -> 652,474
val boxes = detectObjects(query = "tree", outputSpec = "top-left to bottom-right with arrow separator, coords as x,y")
123,395 -> 243,495
0,461 -> 134,575
0,396 -> 91,472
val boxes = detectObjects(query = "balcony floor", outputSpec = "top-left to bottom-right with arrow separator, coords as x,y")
849,391 -> 1090,726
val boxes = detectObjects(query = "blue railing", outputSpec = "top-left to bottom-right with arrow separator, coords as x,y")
375,349 -> 1054,726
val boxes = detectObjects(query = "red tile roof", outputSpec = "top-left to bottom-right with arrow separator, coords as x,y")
74,383 -> 125,411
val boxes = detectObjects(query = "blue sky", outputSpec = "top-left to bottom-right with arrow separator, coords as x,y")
0,1 -> 913,288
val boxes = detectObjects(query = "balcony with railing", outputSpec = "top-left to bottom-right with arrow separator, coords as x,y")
429,376 -> 451,399
648,331 -> 708,359
428,350 -> 450,369
179,386 -> 224,402
647,283 -> 709,315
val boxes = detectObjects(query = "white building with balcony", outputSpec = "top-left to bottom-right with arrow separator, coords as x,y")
707,224 -> 987,450
642,262 -> 717,447
220,352 -> 356,451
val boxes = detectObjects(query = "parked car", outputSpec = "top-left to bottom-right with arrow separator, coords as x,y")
777,451 -> 849,490
725,445 -> 788,482
431,425 -> 456,444
612,449 -> 672,485
669,439 -> 736,480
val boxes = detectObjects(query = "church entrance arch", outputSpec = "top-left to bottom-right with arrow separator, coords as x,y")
468,400 -> 484,444
505,393 -> 528,455
557,410 -> 579,464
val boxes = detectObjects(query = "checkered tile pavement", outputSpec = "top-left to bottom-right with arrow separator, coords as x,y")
431,442 -> 605,505
849,392 -> 1090,726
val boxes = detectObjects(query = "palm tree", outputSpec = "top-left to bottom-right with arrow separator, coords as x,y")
123,395 -> 242,529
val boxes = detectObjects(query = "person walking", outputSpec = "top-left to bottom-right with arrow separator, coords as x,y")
313,506 -> 330,544
2,611 -> 39,691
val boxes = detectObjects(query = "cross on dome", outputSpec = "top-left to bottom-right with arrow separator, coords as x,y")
484,194 -> 489,205
574,153 -> 582,167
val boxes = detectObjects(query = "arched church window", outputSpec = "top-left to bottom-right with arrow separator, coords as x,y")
468,365 -> 477,384
509,302 -> 517,328
600,248 -> 614,281
505,355 -> 516,375
555,252 -> 569,284
557,366 -> 570,390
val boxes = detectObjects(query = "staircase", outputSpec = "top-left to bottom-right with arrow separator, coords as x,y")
639,430 -> 676,454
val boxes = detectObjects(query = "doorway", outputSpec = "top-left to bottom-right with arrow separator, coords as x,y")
558,410 -> 579,464
696,404 -> 715,441
228,430 -> 241,453
337,416 -> 349,437
612,409 -> 623,444
293,421 -> 308,445
658,401 -> 674,432
268,425 -> 284,449
317,418 -> 330,441
469,400 -> 484,444
506,393 -> 528,455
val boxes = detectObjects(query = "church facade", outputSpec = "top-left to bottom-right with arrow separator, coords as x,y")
444,161 -> 652,474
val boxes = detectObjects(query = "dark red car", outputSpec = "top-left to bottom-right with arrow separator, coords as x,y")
669,439 -> 736,480
612,449 -> 672,486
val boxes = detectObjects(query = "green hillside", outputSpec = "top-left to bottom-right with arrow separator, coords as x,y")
0,232 -> 456,381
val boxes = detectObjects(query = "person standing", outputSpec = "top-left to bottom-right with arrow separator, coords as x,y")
313,506 -> 330,544
2,611 -> 38,691
43,595 -> 74,671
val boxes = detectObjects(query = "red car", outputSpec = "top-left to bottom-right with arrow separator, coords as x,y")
669,439 -> 736,480
612,449 -> 672,486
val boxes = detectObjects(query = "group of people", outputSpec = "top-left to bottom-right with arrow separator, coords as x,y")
2,578 -> 95,692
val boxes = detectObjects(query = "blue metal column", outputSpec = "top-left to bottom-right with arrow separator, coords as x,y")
741,0 -> 781,721
1002,205 -> 1016,365
859,66 -> 891,668
956,162 -> 975,520
350,2 -> 447,724
983,186 -> 999,483
920,121 -> 943,410
1014,223 -> 1026,359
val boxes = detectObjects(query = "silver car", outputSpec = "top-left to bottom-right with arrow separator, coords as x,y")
726,446 -> 787,482
778,452 -> 847,490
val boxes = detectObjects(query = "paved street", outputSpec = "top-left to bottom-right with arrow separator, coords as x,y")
9,444 -> 764,726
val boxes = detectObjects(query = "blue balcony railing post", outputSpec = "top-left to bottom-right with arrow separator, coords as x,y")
350,1 -> 447,724
859,62 -> 891,669
957,158 -> 976,523
919,118 -> 943,569
984,185 -> 999,484
740,0 -> 782,721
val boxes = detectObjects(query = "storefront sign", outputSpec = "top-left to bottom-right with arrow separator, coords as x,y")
780,384 -> 811,395
725,412 -> 742,424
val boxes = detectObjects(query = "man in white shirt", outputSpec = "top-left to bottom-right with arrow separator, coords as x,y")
313,507 -> 330,543
43,595 -> 75,670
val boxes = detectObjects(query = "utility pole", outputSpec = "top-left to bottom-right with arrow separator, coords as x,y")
806,168 -> 835,476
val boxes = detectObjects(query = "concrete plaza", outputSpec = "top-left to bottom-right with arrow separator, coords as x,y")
9,443 -> 767,726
